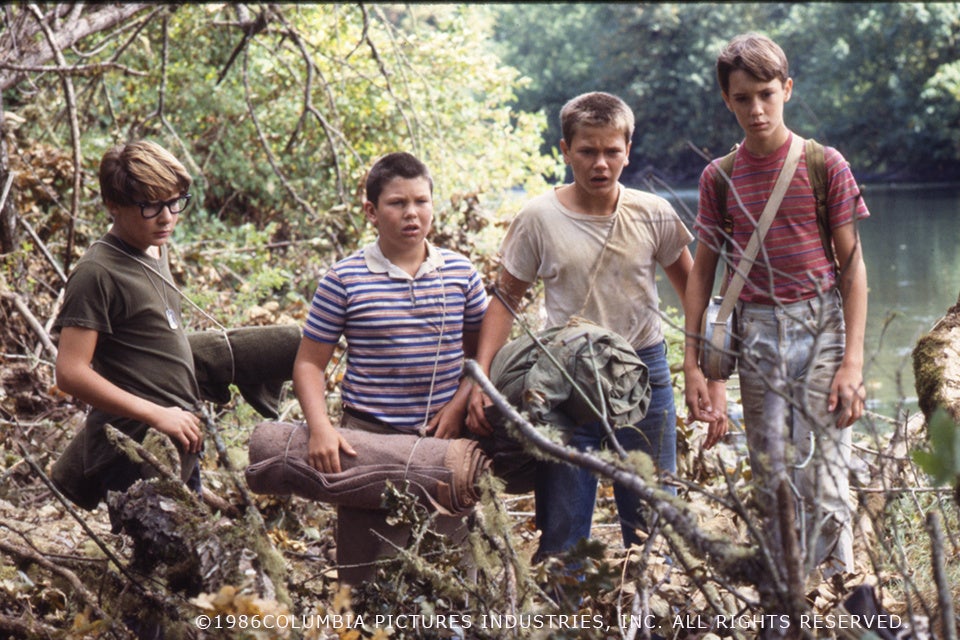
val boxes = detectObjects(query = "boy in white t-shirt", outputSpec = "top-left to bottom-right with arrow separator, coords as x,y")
467,92 -> 712,560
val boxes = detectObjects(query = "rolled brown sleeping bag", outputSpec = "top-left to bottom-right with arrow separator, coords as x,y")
244,421 -> 491,515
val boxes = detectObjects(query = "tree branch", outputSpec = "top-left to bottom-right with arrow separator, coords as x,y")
0,4 -> 154,91
463,359 -> 761,582
27,3 -> 82,272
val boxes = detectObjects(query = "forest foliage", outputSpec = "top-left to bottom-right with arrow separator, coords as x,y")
491,2 -> 960,182
1,3 -> 959,639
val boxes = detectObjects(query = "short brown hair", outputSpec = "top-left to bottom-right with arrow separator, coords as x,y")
559,92 -> 635,146
365,152 -> 433,206
716,33 -> 789,95
99,140 -> 191,207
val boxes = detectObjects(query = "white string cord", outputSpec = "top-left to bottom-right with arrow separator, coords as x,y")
94,238 -> 236,384
418,267 -> 446,438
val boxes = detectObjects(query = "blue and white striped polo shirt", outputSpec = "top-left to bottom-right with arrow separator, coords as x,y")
304,241 -> 488,432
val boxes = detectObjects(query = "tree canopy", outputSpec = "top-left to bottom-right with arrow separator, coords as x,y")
491,2 -> 960,182
1,4 -> 959,638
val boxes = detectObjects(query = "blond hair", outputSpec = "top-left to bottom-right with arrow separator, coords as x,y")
560,92 -> 635,146
99,140 -> 191,207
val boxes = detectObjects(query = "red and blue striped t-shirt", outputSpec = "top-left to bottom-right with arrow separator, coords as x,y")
696,133 -> 870,304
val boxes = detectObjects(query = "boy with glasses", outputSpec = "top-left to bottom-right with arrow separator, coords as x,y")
53,140 -> 204,509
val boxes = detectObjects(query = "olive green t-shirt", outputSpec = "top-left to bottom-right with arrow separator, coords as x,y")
54,233 -> 200,478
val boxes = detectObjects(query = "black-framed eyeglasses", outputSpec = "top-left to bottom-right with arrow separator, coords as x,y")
134,194 -> 192,219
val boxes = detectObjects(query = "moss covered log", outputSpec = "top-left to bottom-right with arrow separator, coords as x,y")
913,292 -> 960,422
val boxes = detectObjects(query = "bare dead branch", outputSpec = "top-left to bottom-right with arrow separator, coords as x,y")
1,289 -> 58,360
269,6 -> 365,210
27,3 -> 83,272
925,511 -> 957,640
364,5 -> 417,150
0,535 -> 110,623
0,60 -> 147,77
215,7 -> 268,86
239,39 -> 321,224
16,215 -> 68,283
16,441 -> 156,593
0,612 -> 60,637
0,4 -> 154,91
134,13 -> 205,185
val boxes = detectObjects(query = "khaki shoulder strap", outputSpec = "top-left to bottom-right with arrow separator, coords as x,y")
714,145 -> 738,239
805,138 -> 836,271
713,138 -> 835,272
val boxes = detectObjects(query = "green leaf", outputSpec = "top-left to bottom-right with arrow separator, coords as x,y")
911,407 -> 960,485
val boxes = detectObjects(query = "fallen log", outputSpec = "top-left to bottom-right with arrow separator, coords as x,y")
913,291 -> 960,422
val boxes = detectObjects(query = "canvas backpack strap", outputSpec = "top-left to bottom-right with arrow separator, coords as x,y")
804,138 -> 837,273
714,145 -> 739,243
712,135 -> 805,328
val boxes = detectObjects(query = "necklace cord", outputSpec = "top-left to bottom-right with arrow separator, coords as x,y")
94,239 -> 237,386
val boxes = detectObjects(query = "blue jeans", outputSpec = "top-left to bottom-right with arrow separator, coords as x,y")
534,342 -> 678,560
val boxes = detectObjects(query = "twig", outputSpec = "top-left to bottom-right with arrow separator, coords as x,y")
0,536 -> 110,623
0,60 -> 147,76
16,215 -> 67,282
925,511 -> 957,640
1,289 -> 58,359
0,170 -> 13,213
27,3 -> 82,272
16,442 -> 154,592
240,38 -> 322,224
776,479 -> 806,618
0,612 -> 60,637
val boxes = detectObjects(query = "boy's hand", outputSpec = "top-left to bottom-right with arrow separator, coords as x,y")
466,386 -> 493,437
701,380 -> 729,449
684,368 -> 728,449
307,424 -> 357,474
829,362 -> 866,428
425,403 -> 465,439
152,406 -> 204,454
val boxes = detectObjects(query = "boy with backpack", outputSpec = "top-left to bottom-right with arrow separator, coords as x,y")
683,33 -> 870,579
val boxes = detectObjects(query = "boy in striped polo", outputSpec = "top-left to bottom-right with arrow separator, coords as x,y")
683,33 -> 870,581
293,152 -> 488,474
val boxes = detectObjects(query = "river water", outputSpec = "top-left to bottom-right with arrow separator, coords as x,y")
656,183 -> 960,421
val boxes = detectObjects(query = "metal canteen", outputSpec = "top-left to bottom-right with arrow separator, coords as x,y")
699,295 -> 738,380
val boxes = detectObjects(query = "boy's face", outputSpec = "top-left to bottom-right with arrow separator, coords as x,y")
108,186 -> 183,253
559,125 -> 631,202
722,70 -> 793,150
364,176 -> 433,255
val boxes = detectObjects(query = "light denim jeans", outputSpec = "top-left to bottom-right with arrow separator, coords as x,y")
736,291 -> 854,577
533,341 -> 678,561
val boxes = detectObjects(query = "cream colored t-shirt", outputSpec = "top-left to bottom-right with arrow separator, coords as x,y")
499,185 -> 693,349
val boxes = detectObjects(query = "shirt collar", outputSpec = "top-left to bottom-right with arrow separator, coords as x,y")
363,239 -> 444,280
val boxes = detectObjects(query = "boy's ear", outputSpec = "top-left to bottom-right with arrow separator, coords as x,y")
559,138 -> 571,164
363,200 -> 378,226
783,77 -> 793,102
721,91 -> 733,112
104,200 -> 120,219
